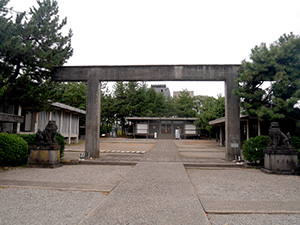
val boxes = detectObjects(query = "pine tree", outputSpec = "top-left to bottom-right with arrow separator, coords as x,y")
234,33 -> 300,121
0,0 -> 73,111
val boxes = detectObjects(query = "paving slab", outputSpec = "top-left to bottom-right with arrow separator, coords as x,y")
208,214 -> 300,225
187,168 -> 300,214
0,179 -> 115,192
80,140 -> 210,225
0,188 -> 106,225
202,200 -> 300,214
0,165 -> 134,224
0,165 -> 132,187
80,162 -> 209,225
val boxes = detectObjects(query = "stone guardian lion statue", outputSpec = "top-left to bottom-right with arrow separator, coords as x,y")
35,121 -> 58,144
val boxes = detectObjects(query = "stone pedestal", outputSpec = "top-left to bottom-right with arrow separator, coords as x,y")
263,147 -> 299,175
29,144 -> 61,168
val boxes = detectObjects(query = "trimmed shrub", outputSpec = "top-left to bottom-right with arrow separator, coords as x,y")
242,135 -> 269,164
18,134 -> 36,145
56,132 -> 65,158
0,133 -> 29,166
291,136 -> 300,163
292,136 -> 300,149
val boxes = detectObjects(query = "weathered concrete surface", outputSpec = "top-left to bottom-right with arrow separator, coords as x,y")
187,168 -> 300,215
0,188 -> 106,225
52,64 -> 240,81
208,214 -> 300,225
80,141 -> 209,225
0,165 -> 132,192
85,77 -> 101,158
0,165 -> 133,225
0,112 -> 24,123
225,75 -> 241,161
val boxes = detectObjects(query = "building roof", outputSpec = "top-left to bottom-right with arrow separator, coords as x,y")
51,102 -> 86,115
209,114 -> 249,125
0,113 -> 24,123
125,117 -> 197,121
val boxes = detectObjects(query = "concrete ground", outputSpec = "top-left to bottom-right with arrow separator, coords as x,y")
0,139 -> 299,224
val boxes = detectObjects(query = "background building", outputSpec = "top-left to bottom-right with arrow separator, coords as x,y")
150,85 -> 170,97
173,91 -> 194,98
126,117 -> 198,139
0,102 -> 86,144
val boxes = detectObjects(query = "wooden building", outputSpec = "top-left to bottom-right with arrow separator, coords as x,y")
126,117 -> 198,139
0,102 -> 86,144
209,114 -> 269,146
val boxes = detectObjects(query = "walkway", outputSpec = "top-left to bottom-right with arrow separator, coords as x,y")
63,139 -> 234,167
80,140 -> 209,224
1,139 -> 300,224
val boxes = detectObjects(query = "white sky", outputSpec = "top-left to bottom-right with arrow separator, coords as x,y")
8,0 -> 300,97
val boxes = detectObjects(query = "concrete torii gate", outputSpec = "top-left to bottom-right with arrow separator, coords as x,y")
52,64 -> 241,161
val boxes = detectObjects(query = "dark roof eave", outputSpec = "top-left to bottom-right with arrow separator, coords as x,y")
51,102 -> 86,115
125,117 -> 198,121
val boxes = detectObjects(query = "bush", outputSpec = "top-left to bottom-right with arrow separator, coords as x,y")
291,136 -> 300,163
292,136 -> 300,149
0,133 -> 29,166
18,134 -> 36,145
242,136 -> 269,164
56,132 -> 65,158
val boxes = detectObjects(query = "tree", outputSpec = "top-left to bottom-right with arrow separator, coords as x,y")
234,33 -> 300,121
54,82 -> 87,110
194,95 -> 225,134
0,0 -> 73,111
113,82 -> 128,134
143,88 -> 167,117
173,90 -> 197,117
101,83 -> 116,133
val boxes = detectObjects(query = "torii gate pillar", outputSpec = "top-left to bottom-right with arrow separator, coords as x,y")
85,77 -> 101,158
225,75 -> 240,160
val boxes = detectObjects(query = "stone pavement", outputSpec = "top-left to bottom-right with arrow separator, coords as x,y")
79,140 -> 209,225
1,139 -> 300,224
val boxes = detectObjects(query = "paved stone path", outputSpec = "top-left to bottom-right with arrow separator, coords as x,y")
80,140 -> 209,224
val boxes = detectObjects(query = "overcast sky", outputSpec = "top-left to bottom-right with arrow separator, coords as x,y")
8,0 -> 300,97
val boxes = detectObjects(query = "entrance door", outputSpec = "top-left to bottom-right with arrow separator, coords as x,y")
161,121 -> 172,133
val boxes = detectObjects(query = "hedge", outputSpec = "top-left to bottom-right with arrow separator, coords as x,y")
56,132 -> 65,157
292,136 -> 300,162
0,133 -> 29,166
242,135 -> 269,164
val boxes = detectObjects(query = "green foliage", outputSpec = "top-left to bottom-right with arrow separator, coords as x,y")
56,132 -> 65,158
0,0 -> 73,112
173,90 -> 197,117
292,136 -> 300,149
292,136 -> 300,162
17,134 -> 36,145
242,136 -> 269,164
0,133 -> 29,166
100,125 -> 107,135
234,33 -> 300,122
195,95 -> 225,133
54,82 -> 87,110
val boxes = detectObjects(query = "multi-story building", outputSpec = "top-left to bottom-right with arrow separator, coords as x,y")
150,85 -> 170,98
